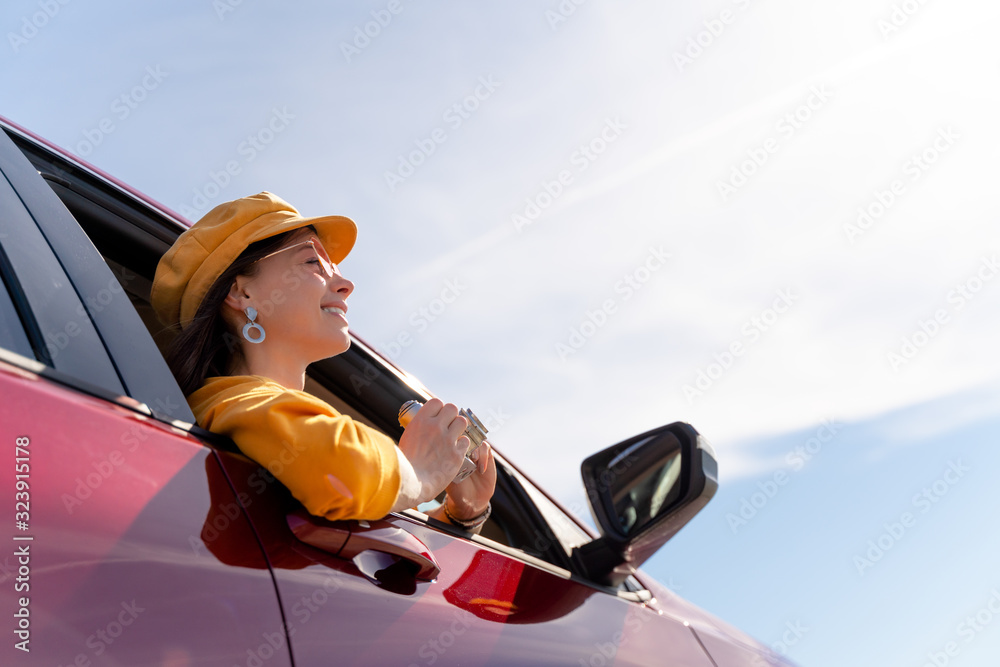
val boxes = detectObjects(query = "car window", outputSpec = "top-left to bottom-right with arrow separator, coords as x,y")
504,463 -> 594,556
0,133 -> 127,392
406,458 -> 556,554
4,124 -> 194,422
0,253 -> 35,360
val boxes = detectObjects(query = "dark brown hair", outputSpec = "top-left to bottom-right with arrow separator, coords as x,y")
163,225 -> 317,396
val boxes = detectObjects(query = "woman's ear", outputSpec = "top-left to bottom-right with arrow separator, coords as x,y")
223,275 -> 251,313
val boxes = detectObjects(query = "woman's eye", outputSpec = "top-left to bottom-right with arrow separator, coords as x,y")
304,258 -> 328,274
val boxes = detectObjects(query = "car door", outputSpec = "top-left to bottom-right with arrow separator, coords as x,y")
0,126 -> 292,666
214,441 -> 717,667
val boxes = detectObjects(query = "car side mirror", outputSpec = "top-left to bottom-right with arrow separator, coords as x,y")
570,422 -> 718,587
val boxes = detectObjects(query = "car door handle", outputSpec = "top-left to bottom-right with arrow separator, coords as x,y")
286,509 -> 441,581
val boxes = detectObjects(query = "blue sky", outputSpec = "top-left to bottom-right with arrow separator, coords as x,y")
3,1 -> 999,664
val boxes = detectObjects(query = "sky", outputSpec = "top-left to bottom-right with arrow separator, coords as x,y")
3,1 -> 1000,665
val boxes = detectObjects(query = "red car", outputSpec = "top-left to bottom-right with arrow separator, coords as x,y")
0,115 -> 793,667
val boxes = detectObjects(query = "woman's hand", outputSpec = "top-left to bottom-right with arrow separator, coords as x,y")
444,440 -> 496,521
397,398 -> 469,503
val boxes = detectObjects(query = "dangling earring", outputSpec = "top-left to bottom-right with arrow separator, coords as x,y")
242,306 -> 266,343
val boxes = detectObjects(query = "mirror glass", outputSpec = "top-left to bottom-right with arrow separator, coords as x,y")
599,432 -> 684,538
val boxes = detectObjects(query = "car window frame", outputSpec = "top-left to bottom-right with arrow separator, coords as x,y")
3,124 -> 194,423
0,131 -> 125,393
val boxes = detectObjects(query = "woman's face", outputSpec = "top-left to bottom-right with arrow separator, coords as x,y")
232,227 -> 355,362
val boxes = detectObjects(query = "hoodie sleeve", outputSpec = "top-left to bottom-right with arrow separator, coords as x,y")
189,377 -> 402,521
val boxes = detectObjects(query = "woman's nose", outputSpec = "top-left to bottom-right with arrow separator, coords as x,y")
331,274 -> 354,299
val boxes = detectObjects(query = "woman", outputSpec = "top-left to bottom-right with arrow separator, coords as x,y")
149,191 -> 495,531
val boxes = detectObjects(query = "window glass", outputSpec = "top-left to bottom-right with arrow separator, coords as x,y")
506,466 -> 649,593
0,264 -> 35,360
504,464 -> 593,557
403,460 -> 569,562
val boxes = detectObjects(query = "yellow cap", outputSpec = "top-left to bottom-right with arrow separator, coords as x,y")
151,192 -> 357,330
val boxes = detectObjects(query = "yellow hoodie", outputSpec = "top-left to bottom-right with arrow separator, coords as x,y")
188,375 -> 401,521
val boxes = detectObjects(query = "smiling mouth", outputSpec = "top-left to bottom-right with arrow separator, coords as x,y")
321,306 -> 348,322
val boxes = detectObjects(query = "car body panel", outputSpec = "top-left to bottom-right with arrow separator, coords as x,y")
213,447 -> 716,666
640,575 -> 787,666
0,360 -> 292,666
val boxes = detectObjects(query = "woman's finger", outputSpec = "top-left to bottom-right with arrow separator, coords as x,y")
478,442 -> 491,474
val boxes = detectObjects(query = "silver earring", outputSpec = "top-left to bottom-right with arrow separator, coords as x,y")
242,306 -> 265,343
